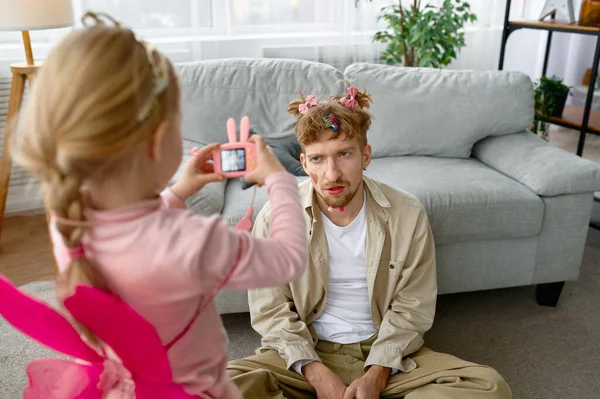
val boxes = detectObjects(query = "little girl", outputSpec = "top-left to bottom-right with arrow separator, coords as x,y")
9,12 -> 307,398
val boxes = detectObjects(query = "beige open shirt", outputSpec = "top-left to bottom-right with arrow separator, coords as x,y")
248,176 -> 437,373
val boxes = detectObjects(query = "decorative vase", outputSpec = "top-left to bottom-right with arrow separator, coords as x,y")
580,0 -> 600,26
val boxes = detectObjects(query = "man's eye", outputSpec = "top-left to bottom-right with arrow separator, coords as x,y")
310,157 -> 322,162
340,152 -> 350,157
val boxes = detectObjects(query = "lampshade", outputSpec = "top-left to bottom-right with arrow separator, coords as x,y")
0,0 -> 74,31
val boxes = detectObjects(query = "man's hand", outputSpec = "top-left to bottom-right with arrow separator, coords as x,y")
171,143 -> 225,201
342,365 -> 391,399
302,362 -> 347,399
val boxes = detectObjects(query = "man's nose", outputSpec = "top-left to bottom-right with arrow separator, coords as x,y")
325,159 -> 342,182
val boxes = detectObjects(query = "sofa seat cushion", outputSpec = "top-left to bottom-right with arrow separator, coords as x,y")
169,139 -> 226,216
222,176 -> 309,226
365,157 -> 544,244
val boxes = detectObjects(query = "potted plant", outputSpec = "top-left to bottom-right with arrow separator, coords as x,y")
355,0 -> 477,68
537,75 -> 571,118
531,75 -> 571,140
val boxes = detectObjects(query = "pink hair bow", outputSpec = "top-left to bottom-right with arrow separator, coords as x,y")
340,86 -> 359,110
298,95 -> 318,114
0,275 -> 197,398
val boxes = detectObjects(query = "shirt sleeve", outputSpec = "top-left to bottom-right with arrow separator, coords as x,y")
160,188 -> 188,210
291,359 -> 316,376
170,172 -> 308,293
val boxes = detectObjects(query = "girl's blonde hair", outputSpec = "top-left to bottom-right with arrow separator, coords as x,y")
11,12 -> 180,342
287,82 -> 372,150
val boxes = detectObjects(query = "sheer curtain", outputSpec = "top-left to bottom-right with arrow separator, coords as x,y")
0,0 -> 509,74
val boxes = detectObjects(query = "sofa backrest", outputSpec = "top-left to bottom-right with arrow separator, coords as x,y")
344,63 -> 534,158
175,58 -> 344,145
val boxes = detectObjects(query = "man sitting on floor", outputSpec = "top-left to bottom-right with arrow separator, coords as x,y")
227,85 -> 512,399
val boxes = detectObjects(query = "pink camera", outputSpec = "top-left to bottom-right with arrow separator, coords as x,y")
213,116 -> 257,178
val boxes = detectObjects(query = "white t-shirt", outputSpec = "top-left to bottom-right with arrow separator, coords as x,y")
312,194 -> 377,343
294,191 -> 390,376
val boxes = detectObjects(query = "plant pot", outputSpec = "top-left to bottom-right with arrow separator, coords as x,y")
545,91 -> 569,117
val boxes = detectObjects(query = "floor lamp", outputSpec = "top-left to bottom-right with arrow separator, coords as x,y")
0,0 -> 74,245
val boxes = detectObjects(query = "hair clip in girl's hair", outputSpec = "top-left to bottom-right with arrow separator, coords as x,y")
298,95 -> 318,115
340,86 -> 359,110
323,113 -> 340,132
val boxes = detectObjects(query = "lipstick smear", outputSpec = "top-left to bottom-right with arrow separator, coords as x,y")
309,173 -> 318,184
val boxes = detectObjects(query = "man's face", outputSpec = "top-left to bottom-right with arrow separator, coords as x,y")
300,132 -> 371,209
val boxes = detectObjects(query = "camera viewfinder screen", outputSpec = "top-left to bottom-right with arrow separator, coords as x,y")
221,149 -> 246,172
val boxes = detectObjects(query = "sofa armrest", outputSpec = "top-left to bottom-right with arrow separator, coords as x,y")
472,132 -> 600,197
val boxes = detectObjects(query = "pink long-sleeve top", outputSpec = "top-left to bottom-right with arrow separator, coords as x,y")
49,172 -> 307,398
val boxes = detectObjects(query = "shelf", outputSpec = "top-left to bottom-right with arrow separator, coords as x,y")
508,20 -> 600,35
543,105 -> 600,135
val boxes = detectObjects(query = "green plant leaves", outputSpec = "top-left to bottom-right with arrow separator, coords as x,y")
359,0 -> 477,68
531,75 -> 570,139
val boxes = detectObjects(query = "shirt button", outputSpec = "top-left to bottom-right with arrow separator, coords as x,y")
313,309 -> 318,314
390,264 -> 395,269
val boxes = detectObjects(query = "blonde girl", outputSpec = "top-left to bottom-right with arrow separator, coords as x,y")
10,12 -> 307,398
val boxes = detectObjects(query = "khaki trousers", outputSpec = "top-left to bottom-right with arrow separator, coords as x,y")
227,337 -> 512,399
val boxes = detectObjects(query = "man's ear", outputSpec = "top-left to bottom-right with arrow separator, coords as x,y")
300,153 -> 309,175
363,144 -> 372,169
148,121 -> 169,163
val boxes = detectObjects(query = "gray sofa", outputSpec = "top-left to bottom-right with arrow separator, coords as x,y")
170,58 -> 600,314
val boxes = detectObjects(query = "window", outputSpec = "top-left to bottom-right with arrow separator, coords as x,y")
0,0 -> 514,73
231,0 -> 345,33
79,0 -> 214,35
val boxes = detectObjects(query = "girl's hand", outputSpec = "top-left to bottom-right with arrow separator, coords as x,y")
243,135 -> 286,187
171,143 -> 225,201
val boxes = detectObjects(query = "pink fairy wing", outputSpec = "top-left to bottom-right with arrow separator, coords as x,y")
0,275 -> 103,363
24,358 -> 103,399
64,286 -> 173,384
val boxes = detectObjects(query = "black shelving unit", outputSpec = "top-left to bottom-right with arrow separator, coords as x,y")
498,0 -> 600,157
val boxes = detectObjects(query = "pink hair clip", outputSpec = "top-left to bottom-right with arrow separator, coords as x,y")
298,95 -> 318,114
340,86 -> 359,110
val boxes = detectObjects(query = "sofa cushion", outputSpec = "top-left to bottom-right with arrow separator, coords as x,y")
344,63 -> 534,159
169,139 -> 226,216
222,176 -> 309,226
364,157 -> 544,244
175,58 -> 344,145
473,132 -> 600,197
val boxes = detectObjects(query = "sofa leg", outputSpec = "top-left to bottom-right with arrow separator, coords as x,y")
536,282 -> 565,307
